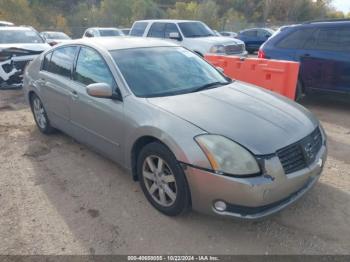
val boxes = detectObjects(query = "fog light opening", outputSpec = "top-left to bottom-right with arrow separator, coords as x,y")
214,201 -> 227,212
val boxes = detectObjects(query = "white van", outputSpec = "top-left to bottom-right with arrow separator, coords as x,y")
130,19 -> 247,57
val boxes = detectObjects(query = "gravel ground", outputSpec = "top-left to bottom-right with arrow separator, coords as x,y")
0,89 -> 349,255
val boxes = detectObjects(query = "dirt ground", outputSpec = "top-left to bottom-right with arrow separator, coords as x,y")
0,89 -> 349,255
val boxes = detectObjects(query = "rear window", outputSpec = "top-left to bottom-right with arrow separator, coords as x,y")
130,22 -> 148,36
276,28 -> 314,49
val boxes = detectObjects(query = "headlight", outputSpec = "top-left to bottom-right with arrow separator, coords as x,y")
195,135 -> 260,176
209,44 -> 226,54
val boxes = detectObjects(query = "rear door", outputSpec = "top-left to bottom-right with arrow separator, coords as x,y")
69,46 -> 125,163
299,25 -> 350,93
39,46 -> 78,132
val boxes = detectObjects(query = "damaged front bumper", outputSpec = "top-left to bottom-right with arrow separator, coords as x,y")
183,144 -> 327,220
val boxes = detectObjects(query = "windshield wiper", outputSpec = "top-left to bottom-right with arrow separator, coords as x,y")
192,81 -> 229,93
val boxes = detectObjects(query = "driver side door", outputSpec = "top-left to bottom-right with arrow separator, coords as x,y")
69,46 -> 125,164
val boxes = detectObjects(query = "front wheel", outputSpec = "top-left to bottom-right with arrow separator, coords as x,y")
137,142 -> 191,216
30,93 -> 55,134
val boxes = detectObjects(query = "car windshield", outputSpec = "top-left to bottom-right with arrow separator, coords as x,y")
178,22 -> 215,38
110,47 -> 230,98
46,32 -> 70,40
0,29 -> 44,44
99,29 -> 123,37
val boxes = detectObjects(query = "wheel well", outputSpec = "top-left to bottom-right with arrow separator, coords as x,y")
131,136 -> 162,181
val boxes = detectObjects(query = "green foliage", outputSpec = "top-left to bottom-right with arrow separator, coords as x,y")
0,0 -> 343,37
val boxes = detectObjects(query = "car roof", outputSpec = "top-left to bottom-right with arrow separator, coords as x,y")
42,31 -> 67,34
71,37 -> 179,51
0,21 -> 14,26
0,26 -> 34,31
303,19 -> 350,25
87,27 -> 121,31
241,27 -> 272,31
134,19 -> 201,24
286,20 -> 350,30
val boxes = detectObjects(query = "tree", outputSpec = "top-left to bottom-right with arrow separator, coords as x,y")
0,0 -> 38,27
0,0 -> 342,37
131,0 -> 164,22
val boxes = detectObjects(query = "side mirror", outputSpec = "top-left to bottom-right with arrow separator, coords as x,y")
169,32 -> 182,41
86,83 -> 113,98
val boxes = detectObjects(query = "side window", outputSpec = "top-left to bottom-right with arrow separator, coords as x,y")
147,23 -> 166,38
74,47 -> 114,87
42,52 -> 52,71
165,23 -> 180,38
130,22 -> 148,36
257,30 -> 270,38
304,27 -> 350,52
243,30 -> 257,37
276,28 -> 314,49
48,46 -> 77,78
85,30 -> 94,38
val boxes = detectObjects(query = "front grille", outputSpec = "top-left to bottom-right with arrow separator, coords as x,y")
225,44 -> 245,55
277,128 -> 323,174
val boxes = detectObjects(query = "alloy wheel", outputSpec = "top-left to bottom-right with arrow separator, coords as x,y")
142,155 -> 177,207
33,97 -> 47,129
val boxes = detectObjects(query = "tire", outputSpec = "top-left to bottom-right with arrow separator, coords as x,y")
248,50 -> 255,55
295,79 -> 305,102
137,142 -> 191,216
30,93 -> 55,134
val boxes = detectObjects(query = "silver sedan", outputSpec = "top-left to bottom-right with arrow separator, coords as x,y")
23,38 -> 327,219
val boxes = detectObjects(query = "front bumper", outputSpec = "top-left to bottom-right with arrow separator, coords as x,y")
184,144 -> 327,220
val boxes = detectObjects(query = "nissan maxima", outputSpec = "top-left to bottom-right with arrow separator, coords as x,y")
23,38 -> 327,219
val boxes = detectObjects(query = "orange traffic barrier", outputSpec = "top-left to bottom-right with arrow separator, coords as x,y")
205,55 -> 300,100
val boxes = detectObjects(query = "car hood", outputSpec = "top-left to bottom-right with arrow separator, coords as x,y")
189,36 -> 244,46
0,43 -> 50,60
147,82 -> 318,155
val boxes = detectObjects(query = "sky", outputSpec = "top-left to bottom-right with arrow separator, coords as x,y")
332,0 -> 350,13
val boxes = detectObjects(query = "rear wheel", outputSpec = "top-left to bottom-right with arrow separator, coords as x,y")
30,93 -> 55,134
137,142 -> 191,216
